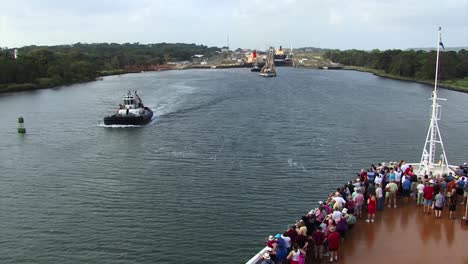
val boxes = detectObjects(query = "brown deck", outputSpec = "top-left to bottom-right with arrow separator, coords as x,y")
306,198 -> 468,264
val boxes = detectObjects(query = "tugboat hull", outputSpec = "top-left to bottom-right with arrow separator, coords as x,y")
104,108 -> 153,126
259,72 -> 276,77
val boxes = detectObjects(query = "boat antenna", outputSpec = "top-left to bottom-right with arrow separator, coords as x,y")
418,26 -> 450,176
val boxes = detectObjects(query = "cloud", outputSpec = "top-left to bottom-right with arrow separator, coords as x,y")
0,0 -> 466,50
328,10 -> 343,25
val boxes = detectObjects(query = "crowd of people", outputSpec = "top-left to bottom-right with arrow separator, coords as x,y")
259,161 -> 468,264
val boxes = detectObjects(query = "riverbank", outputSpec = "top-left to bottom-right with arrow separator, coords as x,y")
3,64 -> 467,95
0,77 -> 97,94
0,66 -> 172,94
0,63 -> 251,94
344,66 -> 468,93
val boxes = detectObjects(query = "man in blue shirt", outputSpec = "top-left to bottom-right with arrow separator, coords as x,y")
402,177 -> 412,204
447,172 -> 454,182
457,177 -> 465,196
367,170 -> 376,183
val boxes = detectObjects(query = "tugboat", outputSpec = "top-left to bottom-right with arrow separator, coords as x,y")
103,90 -> 153,126
250,62 -> 262,72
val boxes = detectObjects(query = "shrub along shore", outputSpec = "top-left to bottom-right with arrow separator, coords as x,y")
324,49 -> 468,92
343,66 -> 468,93
1,44 -> 467,94
0,43 -> 220,94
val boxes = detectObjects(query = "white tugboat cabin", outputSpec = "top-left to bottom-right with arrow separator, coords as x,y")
104,90 -> 153,126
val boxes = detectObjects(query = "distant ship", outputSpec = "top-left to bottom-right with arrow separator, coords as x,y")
259,48 -> 276,77
103,90 -> 153,126
273,46 -> 292,66
273,46 -> 286,66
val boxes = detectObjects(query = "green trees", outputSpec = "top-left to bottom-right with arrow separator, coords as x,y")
0,42 -> 220,91
323,49 -> 468,82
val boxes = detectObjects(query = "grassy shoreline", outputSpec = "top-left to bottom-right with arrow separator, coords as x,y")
0,77 -> 100,94
2,65 -> 468,94
343,66 -> 468,93
0,69 -> 132,94
0,64 -> 250,94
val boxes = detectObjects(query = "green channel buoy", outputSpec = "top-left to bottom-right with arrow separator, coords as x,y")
17,116 -> 26,134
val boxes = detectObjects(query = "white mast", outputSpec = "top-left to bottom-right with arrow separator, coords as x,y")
418,27 -> 450,177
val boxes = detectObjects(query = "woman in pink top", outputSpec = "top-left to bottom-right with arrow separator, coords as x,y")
286,243 -> 306,264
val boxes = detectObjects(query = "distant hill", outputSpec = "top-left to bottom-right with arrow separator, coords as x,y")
295,47 -> 468,53
294,47 -> 333,54
406,47 -> 468,52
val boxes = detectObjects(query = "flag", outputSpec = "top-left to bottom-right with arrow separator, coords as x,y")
439,41 -> 445,49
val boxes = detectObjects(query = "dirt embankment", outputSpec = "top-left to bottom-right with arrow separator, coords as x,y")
293,54 -> 343,69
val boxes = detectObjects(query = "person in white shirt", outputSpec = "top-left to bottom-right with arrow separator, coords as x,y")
417,180 -> 425,206
374,174 -> 383,186
401,163 -> 410,174
281,234 -> 291,251
332,193 -> 346,210
376,183 -> 384,211
395,169 -> 402,187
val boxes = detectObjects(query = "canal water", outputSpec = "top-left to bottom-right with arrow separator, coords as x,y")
0,68 -> 467,264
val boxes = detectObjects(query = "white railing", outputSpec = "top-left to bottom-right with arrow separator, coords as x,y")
245,246 -> 270,264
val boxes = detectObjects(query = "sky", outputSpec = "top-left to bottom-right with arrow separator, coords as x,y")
0,0 -> 467,50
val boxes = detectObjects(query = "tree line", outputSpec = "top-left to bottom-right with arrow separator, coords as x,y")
323,49 -> 468,81
0,43 -> 220,91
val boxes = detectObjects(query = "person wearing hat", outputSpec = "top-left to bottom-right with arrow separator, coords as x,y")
261,252 -> 273,264
344,211 -> 357,228
423,181 -> 434,214
324,225 -> 340,263
335,212 -> 348,239
266,235 -> 276,248
332,192 -> 346,211
274,233 -> 287,264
